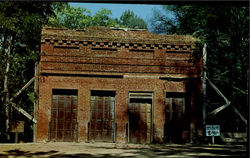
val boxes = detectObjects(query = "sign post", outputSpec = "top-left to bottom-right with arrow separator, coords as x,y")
9,121 -> 24,143
206,125 -> 220,144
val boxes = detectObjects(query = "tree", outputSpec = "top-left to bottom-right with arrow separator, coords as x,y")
48,6 -> 148,30
48,6 -> 120,29
120,10 -> 147,29
0,1 -> 58,142
91,8 -> 120,27
48,3 -> 92,29
151,5 -> 249,132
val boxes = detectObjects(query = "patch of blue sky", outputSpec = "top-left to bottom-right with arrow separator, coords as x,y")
69,2 -> 166,31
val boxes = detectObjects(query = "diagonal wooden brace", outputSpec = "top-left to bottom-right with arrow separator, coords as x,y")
206,77 -> 231,117
4,77 -> 37,124
206,77 -> 247,124
232,105 -> 247,125
10,102 -> 37,124
206,77 -> 230,104
208,102 -> 231,117
8,77 -> 35,104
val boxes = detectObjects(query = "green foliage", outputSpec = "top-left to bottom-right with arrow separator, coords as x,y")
91,8 -> 120,27
151,5 -> 249,131
120,10 -> 147,29
0,1 -> 57,142
47,7 -> 147,30
48,6 -> 120,29
48,3 -> 92,29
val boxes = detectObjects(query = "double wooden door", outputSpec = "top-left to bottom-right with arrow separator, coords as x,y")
89,95 -> 115,142
128,92 -> 153,144
128,102 -> 151,144
50,95 -> 78,142
165,95 -> 186,143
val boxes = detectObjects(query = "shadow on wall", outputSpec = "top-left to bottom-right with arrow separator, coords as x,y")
161,42 -> 203,144
163,92 -> 191,144
185,43 -> 203,144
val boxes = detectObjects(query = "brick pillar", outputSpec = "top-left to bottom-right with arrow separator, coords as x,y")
115,89 -> 128,143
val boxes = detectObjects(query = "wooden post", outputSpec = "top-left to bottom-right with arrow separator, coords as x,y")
15,133 -> 18,143
33,62 -> 39,142
212,136 -> 214,144
202,44 -> 207,125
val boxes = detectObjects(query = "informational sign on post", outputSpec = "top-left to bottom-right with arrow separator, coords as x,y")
206,125 -> 220,144
9,121 -> 25,143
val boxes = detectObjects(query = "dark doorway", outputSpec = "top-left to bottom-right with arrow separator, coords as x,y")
89,90 -> 115,142
128,92 -> 152,144
164,92 -> 188,143
49,89 -> 78,142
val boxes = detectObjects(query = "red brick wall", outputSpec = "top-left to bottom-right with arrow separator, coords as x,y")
37,75 -> 193,142
37,27 -> 203,143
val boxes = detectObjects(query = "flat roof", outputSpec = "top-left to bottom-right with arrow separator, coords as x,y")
42,26 -> 199,44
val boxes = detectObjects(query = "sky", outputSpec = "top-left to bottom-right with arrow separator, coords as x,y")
69,3 -> 166,31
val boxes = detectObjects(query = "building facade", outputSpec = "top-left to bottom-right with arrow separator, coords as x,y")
37,27 -> 203,143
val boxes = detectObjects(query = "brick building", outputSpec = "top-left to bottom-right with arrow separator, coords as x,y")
37,26 -> 203,143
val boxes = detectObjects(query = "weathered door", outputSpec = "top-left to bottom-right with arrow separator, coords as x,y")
128,92 -> 152,144
49,90 -> 78,142
89,91 -> 115,142
165,93 -> 186,143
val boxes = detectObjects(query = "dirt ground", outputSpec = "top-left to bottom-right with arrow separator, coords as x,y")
0,142 -> 247,158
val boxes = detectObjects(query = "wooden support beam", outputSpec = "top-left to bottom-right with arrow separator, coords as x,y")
10,102 -> 37,124
3,77 -> 37,124
206,77 -> 230,104
8,77 -> 35,103
232,85 -> 248,95
212,79 -> 248,95
207,77 -> 247,125
202,44 -> 207,126
232,105 -> 247,125
206,77 -> 231,117
33,62 -> 39,142
208,102 -> 231,117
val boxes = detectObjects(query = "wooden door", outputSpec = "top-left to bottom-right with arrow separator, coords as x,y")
89,94 -> 115,142
165,95 -> 185,143
50,94 -> 77,142
128,103 -> 151,144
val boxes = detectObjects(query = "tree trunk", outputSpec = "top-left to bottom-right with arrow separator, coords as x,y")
4,36 -> 11,140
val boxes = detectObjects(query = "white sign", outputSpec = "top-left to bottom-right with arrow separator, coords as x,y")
206,125 -> 220,136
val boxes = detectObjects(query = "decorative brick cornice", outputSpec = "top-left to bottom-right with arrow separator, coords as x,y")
41,38 -> 194,52
41,27 -> 198,52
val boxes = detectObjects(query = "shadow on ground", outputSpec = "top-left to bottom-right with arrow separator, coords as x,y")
0,144 -> 247,158
0,150 -> 116,158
